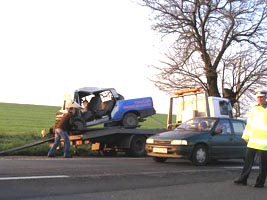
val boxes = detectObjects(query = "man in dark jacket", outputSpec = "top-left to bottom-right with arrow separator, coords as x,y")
48,102 -> 81,158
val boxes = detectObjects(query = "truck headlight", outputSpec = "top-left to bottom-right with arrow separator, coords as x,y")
146,138 -> 154,144
171,140 -> 188,145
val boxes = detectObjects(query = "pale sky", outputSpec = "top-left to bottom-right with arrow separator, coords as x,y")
0,0 -> 170,114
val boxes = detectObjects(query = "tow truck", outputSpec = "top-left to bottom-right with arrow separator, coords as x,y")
52,87 -> 233,156
166,88 -> 233,129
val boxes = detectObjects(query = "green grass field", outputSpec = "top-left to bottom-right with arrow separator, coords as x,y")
0,102 -> 168,156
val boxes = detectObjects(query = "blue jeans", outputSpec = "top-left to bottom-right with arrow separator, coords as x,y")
48,128 -> 70,156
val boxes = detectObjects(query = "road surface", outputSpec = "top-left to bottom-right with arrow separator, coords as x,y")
0,156 -> 266,200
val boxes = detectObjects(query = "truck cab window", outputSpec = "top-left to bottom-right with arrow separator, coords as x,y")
219,101 -> 230,116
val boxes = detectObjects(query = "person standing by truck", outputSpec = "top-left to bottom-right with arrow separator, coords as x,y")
48,102 -> 81,158
234,88 -> 267,188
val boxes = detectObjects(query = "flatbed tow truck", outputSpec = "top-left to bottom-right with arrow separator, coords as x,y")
50,87 -> 164,157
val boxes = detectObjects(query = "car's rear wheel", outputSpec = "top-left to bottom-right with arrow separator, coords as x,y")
191,144 -> 209,166
153,157 -> 167,163
122,113 -> 138,128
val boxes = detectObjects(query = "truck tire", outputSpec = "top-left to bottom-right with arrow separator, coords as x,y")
127,136 -> 146,157
122,113 -> 138,128
191,144 -> 209,166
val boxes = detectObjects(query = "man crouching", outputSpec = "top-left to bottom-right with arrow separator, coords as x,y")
47,102 -> 81,158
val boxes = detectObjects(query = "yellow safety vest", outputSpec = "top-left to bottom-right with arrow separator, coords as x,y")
242,105 -> 267,151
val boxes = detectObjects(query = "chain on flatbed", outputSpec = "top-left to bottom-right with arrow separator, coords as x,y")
0,137 -> 55,155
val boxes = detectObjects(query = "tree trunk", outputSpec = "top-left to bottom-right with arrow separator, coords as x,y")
207,69 -> 220,97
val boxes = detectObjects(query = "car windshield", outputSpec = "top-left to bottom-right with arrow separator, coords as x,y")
175,118 -> 217,132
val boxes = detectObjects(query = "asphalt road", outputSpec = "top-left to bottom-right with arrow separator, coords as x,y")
0,156 -> 266,200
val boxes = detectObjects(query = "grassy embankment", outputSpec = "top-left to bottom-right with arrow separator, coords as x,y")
0,103 -> 168,156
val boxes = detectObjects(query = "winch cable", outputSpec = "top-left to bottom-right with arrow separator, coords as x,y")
0,137 -> 55,155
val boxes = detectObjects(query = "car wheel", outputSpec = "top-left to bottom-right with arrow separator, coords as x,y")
127,136 -> 146,157
122,113 -> 138,128
153,157 -> 167,163
191,144 -> 209,166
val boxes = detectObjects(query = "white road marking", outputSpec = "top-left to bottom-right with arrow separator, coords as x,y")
0,175 -> 69,181
223,166 -> 259,170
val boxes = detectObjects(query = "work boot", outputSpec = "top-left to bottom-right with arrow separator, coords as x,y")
234,179 -> 247,186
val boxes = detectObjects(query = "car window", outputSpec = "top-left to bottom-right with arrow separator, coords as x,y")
232,121 -> 245,136
176,118 -> 216,132
219,101 -> 229,115
215,119 -> 231,135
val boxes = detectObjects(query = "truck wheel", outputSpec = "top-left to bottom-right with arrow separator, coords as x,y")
191,144 -> 209,166
153,157 -> 167,163
122,113 -> 138,128
128,136 -> 146,157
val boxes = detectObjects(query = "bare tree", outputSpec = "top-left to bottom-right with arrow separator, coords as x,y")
140,0 -> 267,111
221,47 -> 267,115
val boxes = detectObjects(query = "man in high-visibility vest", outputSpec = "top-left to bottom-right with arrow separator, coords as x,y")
234,88 -> 267,188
